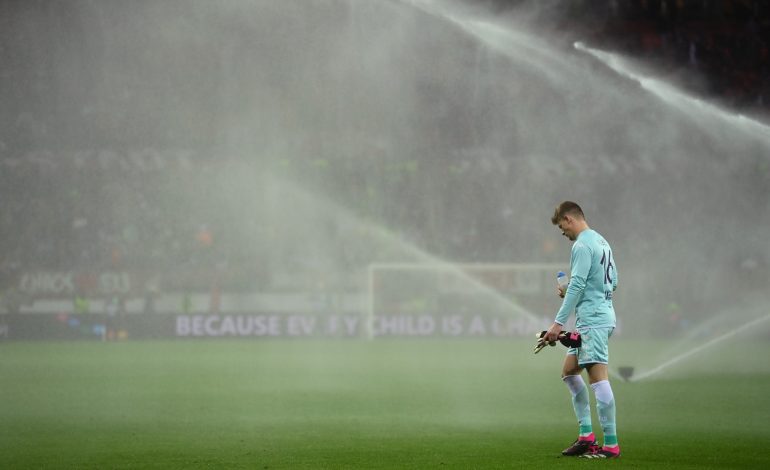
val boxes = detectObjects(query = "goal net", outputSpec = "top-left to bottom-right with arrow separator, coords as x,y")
365,262 -> 563,338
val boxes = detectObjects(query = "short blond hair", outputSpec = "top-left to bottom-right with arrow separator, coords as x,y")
551,201 -> 585,225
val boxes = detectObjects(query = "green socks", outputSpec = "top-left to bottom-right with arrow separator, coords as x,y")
591,380 -> 618,448
563,375 -> 592,436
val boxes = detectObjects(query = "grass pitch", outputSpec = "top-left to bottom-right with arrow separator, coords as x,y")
1,339 -> 769,469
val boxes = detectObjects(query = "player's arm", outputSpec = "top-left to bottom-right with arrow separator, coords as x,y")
553,243 -> 591,326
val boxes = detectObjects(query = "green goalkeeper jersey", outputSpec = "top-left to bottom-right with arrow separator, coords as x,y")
555,228 -> 617,329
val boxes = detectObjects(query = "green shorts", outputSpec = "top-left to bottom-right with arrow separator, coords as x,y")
567,326 -> 614,366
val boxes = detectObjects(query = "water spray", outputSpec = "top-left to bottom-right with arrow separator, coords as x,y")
270,176 -> 544,340
403,0 -> 582,88
574,42 -> 770,149
627,313 -> 770,382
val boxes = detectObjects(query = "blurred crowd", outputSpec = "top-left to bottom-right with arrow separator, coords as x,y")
1,0 -> 767,323
0,144 -> 538,295
0,149 -> 239,292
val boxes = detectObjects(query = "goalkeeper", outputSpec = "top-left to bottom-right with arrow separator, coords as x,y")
543,201 -> 621,459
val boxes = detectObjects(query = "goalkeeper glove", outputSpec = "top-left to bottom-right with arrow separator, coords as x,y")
533,330 -> 582,354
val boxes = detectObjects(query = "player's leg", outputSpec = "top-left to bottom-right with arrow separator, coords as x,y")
560,352 -> 597,456
581,328 -> 620,459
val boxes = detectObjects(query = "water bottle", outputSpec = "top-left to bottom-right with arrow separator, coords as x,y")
557,271 -> 569,290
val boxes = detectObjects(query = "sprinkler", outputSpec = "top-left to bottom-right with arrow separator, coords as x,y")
618,366 -> 634,382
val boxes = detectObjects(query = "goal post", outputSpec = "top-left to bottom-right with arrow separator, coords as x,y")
365,262 -> 564,339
